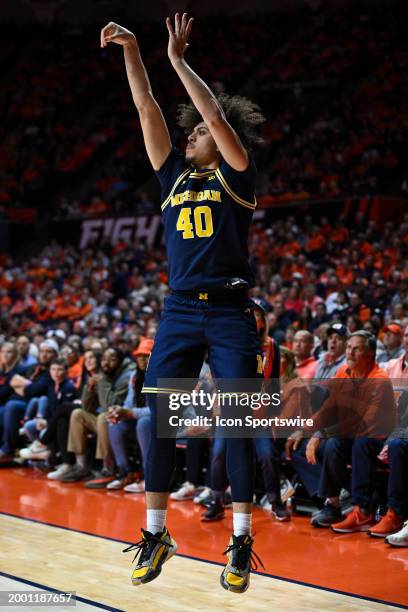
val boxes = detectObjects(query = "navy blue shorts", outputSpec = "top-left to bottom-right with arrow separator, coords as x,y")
143,292 -> 263,500
143,292 -> 263,393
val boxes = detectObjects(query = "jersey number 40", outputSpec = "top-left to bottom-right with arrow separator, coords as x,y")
176,206 -> 214,239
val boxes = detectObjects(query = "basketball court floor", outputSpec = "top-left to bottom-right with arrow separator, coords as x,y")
1,467 -> 407,611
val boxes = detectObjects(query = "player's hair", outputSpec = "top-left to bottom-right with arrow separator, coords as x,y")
177,93 -> 265,151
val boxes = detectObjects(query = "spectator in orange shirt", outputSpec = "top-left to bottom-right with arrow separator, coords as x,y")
377,323 -> 405,365
306,230 -> 325,254
331,223 -> 349,244
77,295 -> 93,319
284,286 -> 303,315
278,233 -> 301,258
292,331 -> 317,378
60,345 -> 85,389
287,331 -> 396,532
336,257 -> 354,286
54,295 -> 78,321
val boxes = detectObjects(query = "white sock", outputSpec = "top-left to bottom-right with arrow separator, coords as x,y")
147,509 -> 167,534
76,454 -> 87,468
233,512 -> 252,537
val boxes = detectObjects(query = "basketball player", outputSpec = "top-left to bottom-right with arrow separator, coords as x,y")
101,13 -> 265,593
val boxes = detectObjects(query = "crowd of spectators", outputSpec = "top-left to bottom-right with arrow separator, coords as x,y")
1,282 -> 407,544
0,15 -> 277,219
1,4 -> 407,222
1,207 -> 408,544
254,5 -> 408,203
1,213 -> 408,340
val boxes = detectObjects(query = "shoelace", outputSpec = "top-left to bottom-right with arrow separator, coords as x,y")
223,538 -> 265,572
123,529 -> 171,564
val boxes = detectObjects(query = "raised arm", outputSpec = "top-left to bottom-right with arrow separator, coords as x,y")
166,13 -> 249,171
101,22 -> 171,170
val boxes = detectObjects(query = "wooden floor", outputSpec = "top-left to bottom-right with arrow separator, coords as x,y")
0,467 -> 407,611
0,574 -> 104,611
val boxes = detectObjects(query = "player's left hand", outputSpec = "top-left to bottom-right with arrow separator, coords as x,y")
166,12 -> 193,63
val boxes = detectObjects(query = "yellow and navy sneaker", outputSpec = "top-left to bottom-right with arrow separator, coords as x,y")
220,534 -> 264,594
123,527 -> 177,585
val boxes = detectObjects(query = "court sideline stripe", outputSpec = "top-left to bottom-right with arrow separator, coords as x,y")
0,570 -> 123,612
1,511 -> 407,611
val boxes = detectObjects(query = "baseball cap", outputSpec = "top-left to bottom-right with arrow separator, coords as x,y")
40,339 -> 59,354
46,329 -> 67,341
383,323 -> 403,335
327,323 -> 348,338
133,338 -> 154,357
251,297 -> 270,313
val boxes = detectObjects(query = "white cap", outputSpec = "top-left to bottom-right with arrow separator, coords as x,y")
40,339 -> 59,354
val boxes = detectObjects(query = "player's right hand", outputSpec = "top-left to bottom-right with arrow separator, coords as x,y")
100,22 -> 136,48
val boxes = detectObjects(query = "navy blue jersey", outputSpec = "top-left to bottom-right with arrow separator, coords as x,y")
156,147 -> 257,290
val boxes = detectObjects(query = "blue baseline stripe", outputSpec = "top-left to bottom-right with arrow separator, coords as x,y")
1,511 -> 407,610
0,570 -> 124,612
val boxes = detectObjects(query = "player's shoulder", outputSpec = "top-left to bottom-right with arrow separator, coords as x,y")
218,154 -> 257,183
215,154 -> 257,211
156,147 -> 190,193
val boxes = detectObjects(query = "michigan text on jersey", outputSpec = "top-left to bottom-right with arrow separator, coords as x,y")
171,190 -> 222,206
